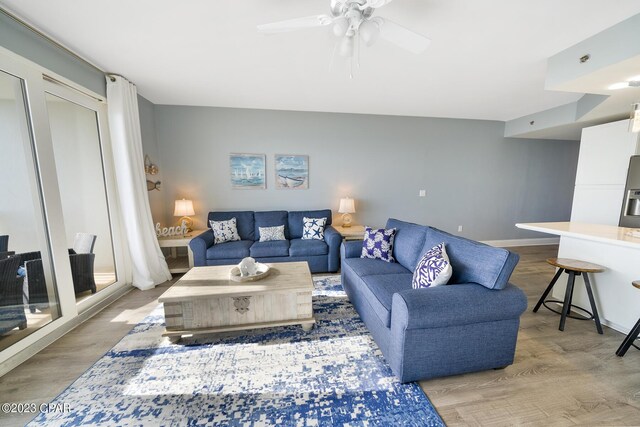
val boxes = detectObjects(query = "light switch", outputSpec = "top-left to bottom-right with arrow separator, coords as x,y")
419,190 -> 426,197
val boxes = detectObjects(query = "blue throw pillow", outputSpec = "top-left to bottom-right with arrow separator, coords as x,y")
361,227 -> 396,263
302,217 -> 327,241
412,242 -> 452,289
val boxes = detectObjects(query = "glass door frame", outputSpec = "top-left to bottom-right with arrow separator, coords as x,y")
43,79 -> 128,314
0,46 -> 130,365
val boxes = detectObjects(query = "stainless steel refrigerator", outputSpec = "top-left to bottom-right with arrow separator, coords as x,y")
619,155 -> 640,228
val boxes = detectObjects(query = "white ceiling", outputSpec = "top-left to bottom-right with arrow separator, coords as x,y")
2,0 -> 640,121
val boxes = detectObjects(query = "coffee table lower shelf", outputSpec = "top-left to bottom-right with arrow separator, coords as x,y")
163,317 -> 315,343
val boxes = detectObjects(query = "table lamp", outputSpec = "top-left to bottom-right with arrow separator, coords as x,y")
174,199 -> 195,232
339,197 -> 356,227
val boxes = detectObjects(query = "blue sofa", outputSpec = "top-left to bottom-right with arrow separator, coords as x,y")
189,210 -> 342,273
341,218 -> 527,383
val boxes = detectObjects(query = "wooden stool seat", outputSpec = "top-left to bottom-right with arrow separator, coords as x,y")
616,280 -> 640,357
546,258 -> 605,273
534,258 -> 605,334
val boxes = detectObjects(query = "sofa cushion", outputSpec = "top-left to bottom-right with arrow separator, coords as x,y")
422,227 -> 516,290
386,218 -> 428,271
255,211 -> 289,241
412,242 -> 452,289
302,217 -> 327,240
289,239 -> 328,257
343,257 -> 411,277
360,273 -> 413,327
209,211 -> 255,241
361,227 -> 396,263
206,240 -> 253,260
250,240 -> 290,258
288,209 -> 333,239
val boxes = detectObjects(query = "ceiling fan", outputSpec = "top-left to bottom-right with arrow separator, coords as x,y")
257,0 -> 431,58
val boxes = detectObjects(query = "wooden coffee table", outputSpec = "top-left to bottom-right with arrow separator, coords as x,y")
159,261 -> 315,343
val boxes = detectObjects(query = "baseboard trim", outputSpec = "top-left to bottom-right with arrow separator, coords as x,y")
481,237 -> 560,248
0,284 -> 133,377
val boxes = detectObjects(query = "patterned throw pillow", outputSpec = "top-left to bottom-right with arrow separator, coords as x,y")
302,217 -> 327,241
209,218 -> 241,245
361,227 -> 396,263
412,243 -> 453,289
259,225 -> 286,242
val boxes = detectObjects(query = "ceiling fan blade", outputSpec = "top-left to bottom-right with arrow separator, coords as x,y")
363,0 -> 395,8
377,18 -> 431,54
257,15 -> 333,34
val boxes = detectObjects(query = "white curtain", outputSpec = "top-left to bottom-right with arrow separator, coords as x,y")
106,75 -> 171,290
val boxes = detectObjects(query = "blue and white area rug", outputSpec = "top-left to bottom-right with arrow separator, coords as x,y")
30,276 -> 444,426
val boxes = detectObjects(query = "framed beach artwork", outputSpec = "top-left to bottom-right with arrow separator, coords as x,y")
275,155 -> 309,190
230,153 -> 266,189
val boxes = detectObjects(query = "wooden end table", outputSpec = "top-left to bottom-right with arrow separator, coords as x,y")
333,224 -> 365,241
158,261 -> 315,343
157,229 -> 206,273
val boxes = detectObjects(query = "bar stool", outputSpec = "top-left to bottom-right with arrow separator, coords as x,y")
616,280 -> 640,357
533,258 -> 605,334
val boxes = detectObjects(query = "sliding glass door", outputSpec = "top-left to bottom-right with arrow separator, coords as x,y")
44,90 -> 118,302
0,48 -> 128,364
0,70 -> 61,351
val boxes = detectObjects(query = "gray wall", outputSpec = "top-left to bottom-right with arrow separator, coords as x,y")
138,95 -> 166,223
0,10 -> 105,97
152,105 -> 579,241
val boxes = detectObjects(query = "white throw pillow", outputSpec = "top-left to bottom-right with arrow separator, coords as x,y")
259,225 -> 286,242
302,217 -> 327,241
209,218 -> 241,245
412,242 -> 452,289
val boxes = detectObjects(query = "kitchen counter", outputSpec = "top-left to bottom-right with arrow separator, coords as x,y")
516,222 -> 640,249
516,221 -> 640,334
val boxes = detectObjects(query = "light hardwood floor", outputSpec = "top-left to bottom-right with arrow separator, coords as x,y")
0,245 -> 638,426
422,245 -> 640,426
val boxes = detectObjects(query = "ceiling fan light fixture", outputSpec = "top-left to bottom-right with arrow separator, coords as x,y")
332,17 -> 349,37
359,18 -> 381,46
338,35 -> 355,57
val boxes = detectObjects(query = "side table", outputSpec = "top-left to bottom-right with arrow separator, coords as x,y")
333,225 -> 365,241
157,229 -> 206,273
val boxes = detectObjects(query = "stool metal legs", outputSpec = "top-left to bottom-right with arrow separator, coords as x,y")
559,271 -> 576,331
533,268 -> 563,312
534,269 -> 603,334
583,273 -> 603,334
616,318 -> 640,357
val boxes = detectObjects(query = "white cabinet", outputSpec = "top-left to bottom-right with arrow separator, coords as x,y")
571,120 -> 639,225
570,185 -> 625,225
574,120 -> 638,186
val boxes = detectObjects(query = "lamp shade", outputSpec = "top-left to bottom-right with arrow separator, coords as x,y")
339,197 -> 356,214
174,199 -> 195,217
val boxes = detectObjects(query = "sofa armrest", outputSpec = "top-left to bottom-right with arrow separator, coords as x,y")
340,240 -> 362,260
324,226 -> 342,272
189,229 -> 214,267
391,283 -> 527,330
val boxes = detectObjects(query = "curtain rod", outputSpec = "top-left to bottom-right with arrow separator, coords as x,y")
1,7 -> 108,77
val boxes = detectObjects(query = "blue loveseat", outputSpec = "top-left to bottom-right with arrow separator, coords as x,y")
189,210 -> 342,273
341,218 -> 527,383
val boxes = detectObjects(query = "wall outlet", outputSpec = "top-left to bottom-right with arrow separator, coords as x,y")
457,225 -> 463,232
419,190 -> 426,197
